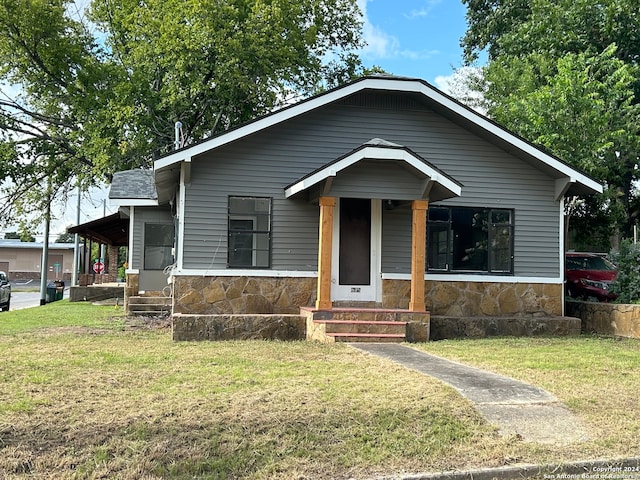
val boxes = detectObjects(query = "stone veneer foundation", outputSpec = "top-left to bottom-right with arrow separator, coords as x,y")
385,279 -> 563,316
430,315 -> 580,340
169,275 -> 566,342
566,299 -> 640,339
170,275 -> 563,317
173,314 -> 305,341
173,276 -> 317,315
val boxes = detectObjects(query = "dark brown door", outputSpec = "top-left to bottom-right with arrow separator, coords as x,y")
339,198 -> 371,285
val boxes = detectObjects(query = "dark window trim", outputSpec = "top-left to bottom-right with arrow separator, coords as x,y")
427,206 -> 514,275
143,222 -> 175,271
227,196 -> 272,269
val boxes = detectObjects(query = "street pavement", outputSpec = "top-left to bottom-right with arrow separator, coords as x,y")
6,283 -> 69,311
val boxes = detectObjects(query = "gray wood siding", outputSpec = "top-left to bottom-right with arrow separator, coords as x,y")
182,95 -> 561,277
382,205 -> 412,273
329,160 -> 430,200
131,206 -> 173,270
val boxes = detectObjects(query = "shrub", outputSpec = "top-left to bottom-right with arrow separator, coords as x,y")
610,240 -> 640,303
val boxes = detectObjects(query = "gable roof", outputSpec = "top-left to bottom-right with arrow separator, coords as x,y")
154,75 -> 601,196
109,169 -> 157,207
285,138 -> 463,202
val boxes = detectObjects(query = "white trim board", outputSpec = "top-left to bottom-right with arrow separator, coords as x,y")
170,268 -> 562,284
285,145 -> 462,199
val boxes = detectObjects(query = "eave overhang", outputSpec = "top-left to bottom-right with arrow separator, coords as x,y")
284,141 -> 463,202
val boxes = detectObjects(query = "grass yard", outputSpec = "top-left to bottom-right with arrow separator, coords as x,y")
419,336 -> 640,457
1,302 -> 639,479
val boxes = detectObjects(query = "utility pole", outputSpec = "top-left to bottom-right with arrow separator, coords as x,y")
100,198 -> 106,275
39,181 -> 51,305
72,184 -> 81,286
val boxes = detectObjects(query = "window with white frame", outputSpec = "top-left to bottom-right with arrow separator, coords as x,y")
228,196 -> 271,268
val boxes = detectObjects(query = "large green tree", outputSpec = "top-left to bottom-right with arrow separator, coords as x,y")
0,0 -> 365,226
461,0 -> 640,249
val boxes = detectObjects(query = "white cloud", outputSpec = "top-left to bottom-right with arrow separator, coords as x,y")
357,0 -> 439,61
398,48 -> 440,61
358,0 -> 398,58
405,0 -> 443,19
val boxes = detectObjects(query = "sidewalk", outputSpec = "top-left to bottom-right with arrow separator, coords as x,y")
350,343 -> 588,444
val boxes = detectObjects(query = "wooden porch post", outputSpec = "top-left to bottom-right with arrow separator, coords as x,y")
316,196 -> 336,309
410,199 -> 428,312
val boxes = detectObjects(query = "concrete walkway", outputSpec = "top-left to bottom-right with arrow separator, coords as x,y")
351,343 -> 588,444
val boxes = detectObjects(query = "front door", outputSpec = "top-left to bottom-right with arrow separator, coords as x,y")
331,198 -> 381,302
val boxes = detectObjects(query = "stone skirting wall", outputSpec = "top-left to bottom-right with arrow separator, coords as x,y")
172,314 -> 306,341
566,300 -> 640,338
173,276 -> 317,315
383,279 -> 563,317
168,276 -> 575,341
171,276 -> 562,317
124,272 -> 140,310
430,316 -> 581,341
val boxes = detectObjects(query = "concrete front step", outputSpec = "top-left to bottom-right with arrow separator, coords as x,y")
130,310 -> 170,317
301,306 -> 430,343
129,304 -> 171,312
127,296 -> 172,316
128,296 -> 172,305
310,308 -> 417,323
317,319 -> 407,335
327,332 -> 405,343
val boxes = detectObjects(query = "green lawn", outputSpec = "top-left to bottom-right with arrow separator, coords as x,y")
1,301 -> 639,479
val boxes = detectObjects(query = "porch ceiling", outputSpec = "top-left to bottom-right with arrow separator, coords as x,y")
67,212 -> 129,246
284,139 -> 463,202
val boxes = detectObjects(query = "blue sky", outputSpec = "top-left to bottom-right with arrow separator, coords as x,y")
358,0 -> 472,88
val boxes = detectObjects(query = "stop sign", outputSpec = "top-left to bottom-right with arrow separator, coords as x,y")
93,261 -> 105,274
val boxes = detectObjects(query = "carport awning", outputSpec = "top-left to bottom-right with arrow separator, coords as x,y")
284,138 -> 463,202
67,213 -> 129,246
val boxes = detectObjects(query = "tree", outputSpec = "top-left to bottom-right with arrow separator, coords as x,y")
461,0 -> 640,249
55,232 -> 75,243
0,0 -> 365,226
3,229 -> 35,242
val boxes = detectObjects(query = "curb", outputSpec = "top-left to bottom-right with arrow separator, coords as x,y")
374,457 -> 640,480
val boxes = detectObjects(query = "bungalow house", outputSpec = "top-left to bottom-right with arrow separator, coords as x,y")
110,75 -> 601,341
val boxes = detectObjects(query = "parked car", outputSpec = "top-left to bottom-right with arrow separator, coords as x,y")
0,271 -> 10,311
565,252 -> 618,302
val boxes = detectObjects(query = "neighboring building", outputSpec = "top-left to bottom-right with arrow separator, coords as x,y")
109,76 -> 601,334
0,240 -> 75,281
67,212 -> 129,285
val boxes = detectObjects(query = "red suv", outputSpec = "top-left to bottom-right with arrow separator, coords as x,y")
565,252 -> 618,302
